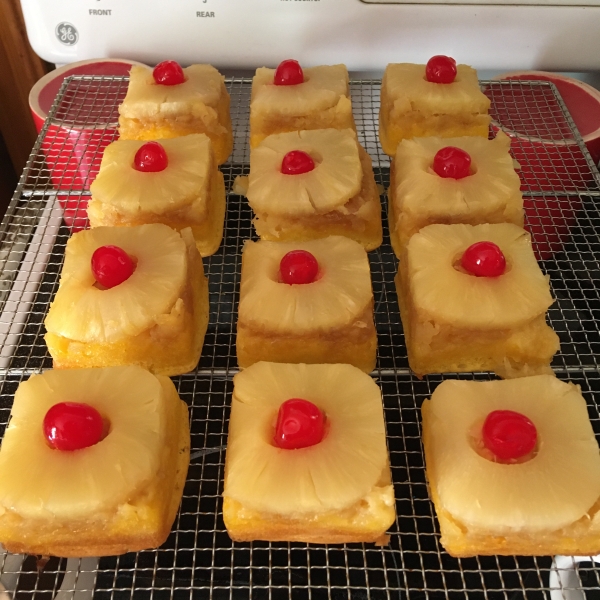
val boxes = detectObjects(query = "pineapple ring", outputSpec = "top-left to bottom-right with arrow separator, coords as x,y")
45,224 -> 187,343
225,363 -> 388,515
385,63 -> 489,116
0,367 -> 165,520
409,223 -> 554,329
90,135 -> 212,215
247,129 -> 362,216
119,64 -> 224,119
426,376 -> 600,533
252,65 -> 349,117
394,132 -> 520,217
238,236 -> 373,333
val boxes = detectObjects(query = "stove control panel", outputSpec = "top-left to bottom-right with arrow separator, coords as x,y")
20,0 -> 600,71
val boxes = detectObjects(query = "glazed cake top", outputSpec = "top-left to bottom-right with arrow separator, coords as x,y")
45,224 -> 189,343
424,376 -> 600,533
225,362 -> 390,515
406,223 -> 554,329
392,131 -> 522,217
251,64 -> 349,117
0,366 -> 168,520
383,63 -> 490,115
238,236 -> 373,334
90,134 -> 212,216
247,129 -> 362,217
119,64 -> 225,119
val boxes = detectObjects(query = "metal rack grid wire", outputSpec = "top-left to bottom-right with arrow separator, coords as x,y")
0,76 -> 599,598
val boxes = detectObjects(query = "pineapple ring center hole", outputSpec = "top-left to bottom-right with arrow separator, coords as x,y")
99,417 -> 111,441
468,420 -> 538,465
275,268 -> 324,284
307,151 -> 323,166
452,252 -> 512,275
427,164 -> 478,177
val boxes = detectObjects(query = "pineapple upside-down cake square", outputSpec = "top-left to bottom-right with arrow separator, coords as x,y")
396,223 -> 559,379
118,63 -> 233,164
388,132 -> 523,258
422,376 -> 600,557
379,59 -> 491,157
89,134 -> 226,257
236,236 -> 377,373
250,61 -> 355,148
0,366 -> 190,557
44,224 -> 208,376
223,362 -> 396,544
246,128 -> 382,250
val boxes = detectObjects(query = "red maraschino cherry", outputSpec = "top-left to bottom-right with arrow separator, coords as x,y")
133,141 -> 169,172
482,410 -> 537,461
461,242 -> 506,277
274,59 -> 304,86
281,150 -> 315,175
279,250 -> 319,285
153,60 -> 186,86
44,402 -> 104,451
274,398 -> 325,450
425,55 -> 457,84
91,245 -> 135,289
433,147 -> 471,179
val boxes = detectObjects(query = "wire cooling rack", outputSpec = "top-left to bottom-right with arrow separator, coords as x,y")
0,76 -> 600,599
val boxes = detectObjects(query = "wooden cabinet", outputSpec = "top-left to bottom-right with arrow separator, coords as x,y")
0,0 -> 52,215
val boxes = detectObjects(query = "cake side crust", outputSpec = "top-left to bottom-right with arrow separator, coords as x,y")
250,97 -> 356,148
237,304 -> 377,373
223,474 -> 395,544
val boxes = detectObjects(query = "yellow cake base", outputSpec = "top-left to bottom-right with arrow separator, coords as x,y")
388,187 -> 403,261
422,400 -> 600,557
253,146 -> 382,251
45,235 -> 209,376
118,94 -> 233,165
237,305 -> 377,373
379,113 -> 490,157
223,469 -> 395,544
189,170 -> 226,256
395,270 -> 560,379
250,96 -> 356,148
89,168 -> 226,258
0,379 -> 190,557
